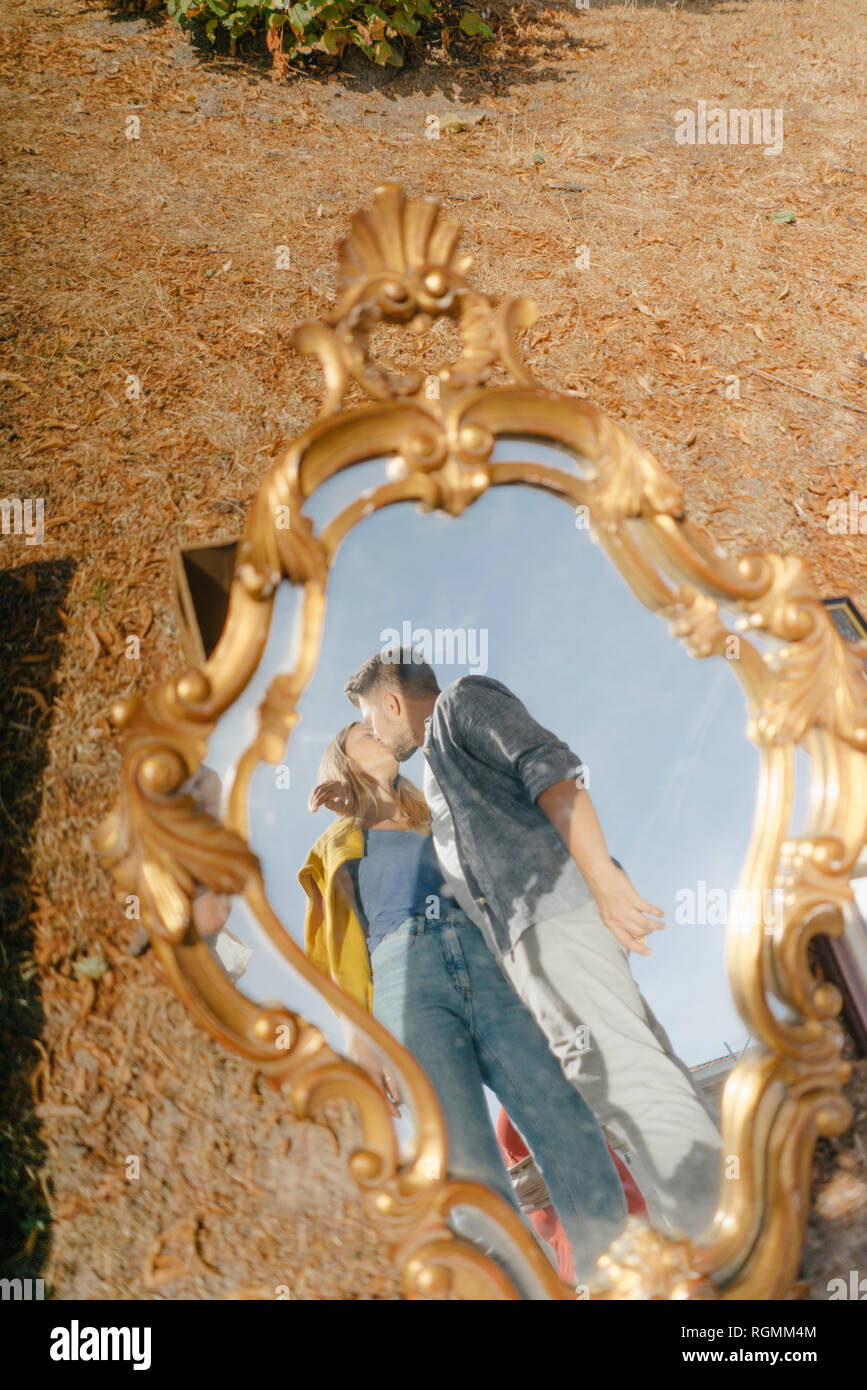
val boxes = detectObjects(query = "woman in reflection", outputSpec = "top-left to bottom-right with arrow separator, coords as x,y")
298,722 -> 629,1288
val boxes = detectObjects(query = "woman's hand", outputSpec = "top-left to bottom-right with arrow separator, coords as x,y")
589,863 -> 665,957
191,889 -> 232,937
381,1071 -> 402,1113
344,1031 -> 402,1116
308,780 -> 348,815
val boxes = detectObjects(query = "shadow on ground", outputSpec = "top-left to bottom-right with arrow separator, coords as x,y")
0,558 -> 76,1290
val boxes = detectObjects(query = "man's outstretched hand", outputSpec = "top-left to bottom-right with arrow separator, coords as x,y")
536,780 -> 665,956
308,780 -> 348,814
590,863 -> 665,957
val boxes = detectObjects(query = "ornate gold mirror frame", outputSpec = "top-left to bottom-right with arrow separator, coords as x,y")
95,183 -> 867,1301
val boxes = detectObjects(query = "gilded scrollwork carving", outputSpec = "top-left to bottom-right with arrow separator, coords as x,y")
595,1217 -> 720,1301
736,558 -> 867,751
93,679 -> 260,943
292,183 -> 541,418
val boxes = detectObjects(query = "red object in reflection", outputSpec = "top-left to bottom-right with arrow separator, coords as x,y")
496,1107 -> 648,1285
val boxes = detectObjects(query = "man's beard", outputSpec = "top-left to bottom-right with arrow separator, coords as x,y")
390,733 -> 419,762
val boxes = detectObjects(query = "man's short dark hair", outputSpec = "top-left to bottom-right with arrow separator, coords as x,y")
345,647 -> 441,707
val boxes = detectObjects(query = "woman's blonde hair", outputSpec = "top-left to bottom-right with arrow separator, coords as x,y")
317,722 -> 431,831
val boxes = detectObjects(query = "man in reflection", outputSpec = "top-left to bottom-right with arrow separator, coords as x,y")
333,649 -> 723,1243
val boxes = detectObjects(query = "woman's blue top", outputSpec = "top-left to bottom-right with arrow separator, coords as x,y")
348,828 -> 460,955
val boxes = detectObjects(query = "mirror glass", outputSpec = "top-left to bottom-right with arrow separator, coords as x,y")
195,440 -> 779,1294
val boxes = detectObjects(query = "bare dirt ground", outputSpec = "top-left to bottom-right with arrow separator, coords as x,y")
1,0 -> 866,1299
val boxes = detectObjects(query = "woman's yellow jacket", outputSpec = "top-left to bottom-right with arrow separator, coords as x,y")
297,816 -> 372,1013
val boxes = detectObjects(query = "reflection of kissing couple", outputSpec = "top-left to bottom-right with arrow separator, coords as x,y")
299,649 -> 722,1288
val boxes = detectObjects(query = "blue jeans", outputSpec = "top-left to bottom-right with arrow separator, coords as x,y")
370,909 -> 628,1285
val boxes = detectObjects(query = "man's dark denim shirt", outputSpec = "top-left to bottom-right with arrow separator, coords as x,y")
422,675 -> 619,956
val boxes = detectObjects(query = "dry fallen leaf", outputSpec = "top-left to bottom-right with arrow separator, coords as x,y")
13,685 -> 50,715
0,370 -> 35,392
815,1169 -> 867,1220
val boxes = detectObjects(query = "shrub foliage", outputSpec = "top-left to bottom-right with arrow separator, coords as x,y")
164,0 -> 493,68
